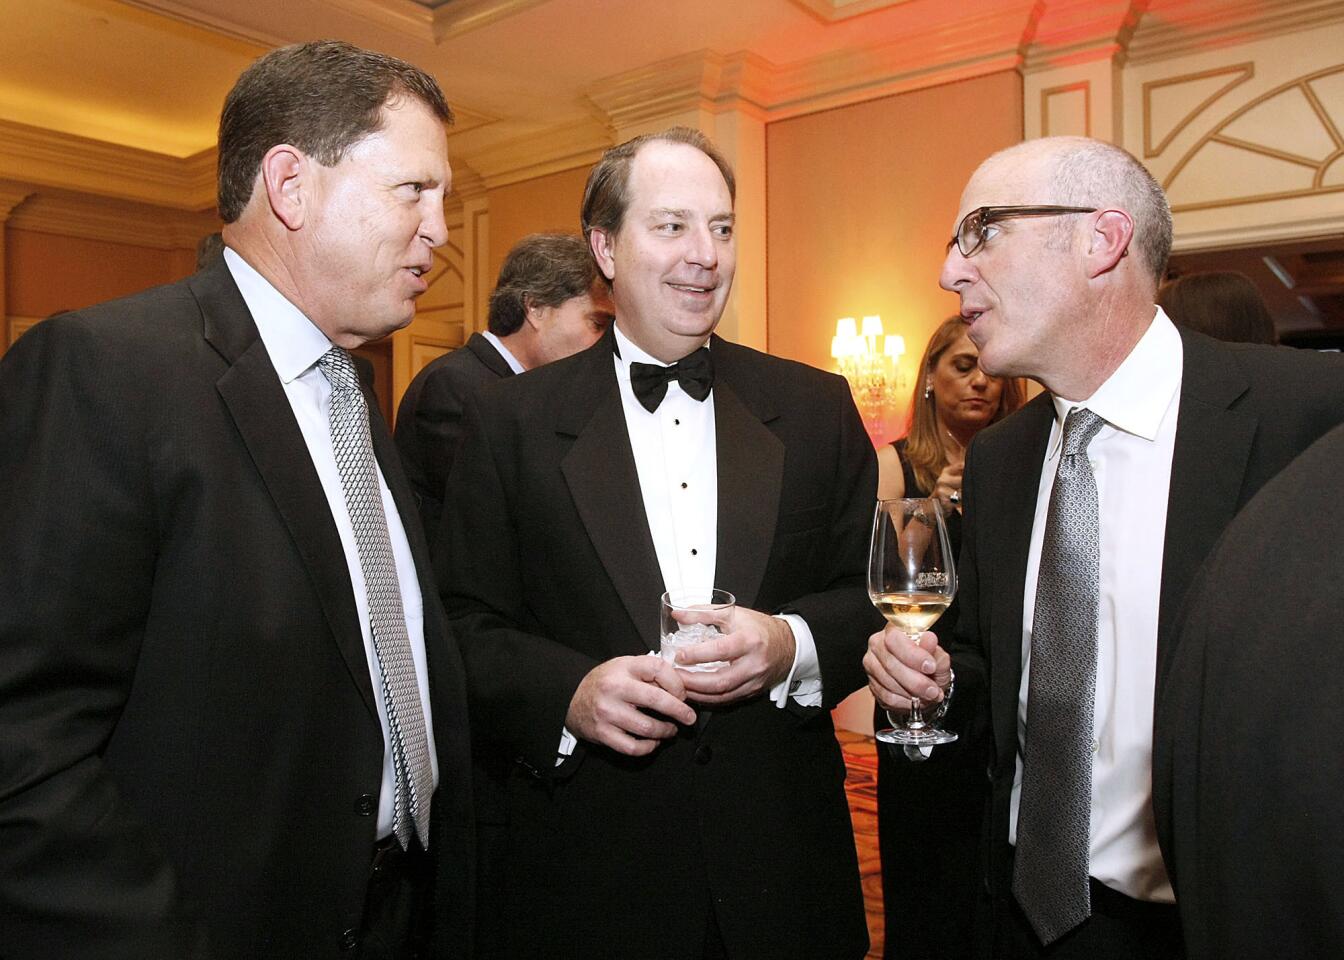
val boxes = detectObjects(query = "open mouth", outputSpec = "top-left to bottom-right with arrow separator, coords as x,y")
668,281 -> 715,295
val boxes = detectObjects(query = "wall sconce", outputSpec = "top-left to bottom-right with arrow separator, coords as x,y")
831,314 -> 905,434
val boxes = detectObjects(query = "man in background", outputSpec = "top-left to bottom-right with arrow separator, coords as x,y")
395,231 -> 612,539
440,127 -> 879,959
865,135 -> 1344,958
0,40 -> 473,959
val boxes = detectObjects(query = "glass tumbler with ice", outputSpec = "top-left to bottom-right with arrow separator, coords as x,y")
659,589 -> 735,672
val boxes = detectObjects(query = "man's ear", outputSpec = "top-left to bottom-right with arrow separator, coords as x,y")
1086,209 -> 1134,279
259,144 -> 308,232
522,296 -> 545,331
589,228 -> 617,282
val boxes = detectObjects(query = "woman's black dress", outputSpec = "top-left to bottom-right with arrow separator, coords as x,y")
875,440 -> 987,960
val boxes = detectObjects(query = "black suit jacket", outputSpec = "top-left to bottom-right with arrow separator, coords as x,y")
396,332 -> 515,541
0,257 -> 474,959
438,327 -> 881,959
1153,422 -> 1344,958
945,329 -> 1344,934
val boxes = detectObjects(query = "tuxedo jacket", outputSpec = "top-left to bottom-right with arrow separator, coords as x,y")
396,332 -> 515,541
438,327 -> 881,959
1154,422 -> 1344,958
945,329 -> 1344,928
0,257 -> 475,959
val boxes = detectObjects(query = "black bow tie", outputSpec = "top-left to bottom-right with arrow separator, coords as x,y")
628,346 -> 714,412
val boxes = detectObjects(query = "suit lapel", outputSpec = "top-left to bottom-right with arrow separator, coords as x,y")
1156,332 -> 1254,688
559,331 -> 665,647
467,332 -> 516,379
710,340 -> 783,610
194,261 -> 379,721
987,395 -> 1055,760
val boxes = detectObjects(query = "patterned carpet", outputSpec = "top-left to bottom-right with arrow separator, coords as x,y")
838,729 -> 885,959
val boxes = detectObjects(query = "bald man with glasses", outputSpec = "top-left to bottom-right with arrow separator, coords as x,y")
865,136 -> 1344,959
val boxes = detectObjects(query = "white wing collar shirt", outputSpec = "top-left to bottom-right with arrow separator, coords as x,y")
224,247 -> 439,841
1012,306 -> 1183,903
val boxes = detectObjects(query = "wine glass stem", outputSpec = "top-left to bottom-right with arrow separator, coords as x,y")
907,630 -> 927,729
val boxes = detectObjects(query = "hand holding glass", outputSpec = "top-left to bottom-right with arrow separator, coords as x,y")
660,589 -> 735,672
869,498 -> 958,748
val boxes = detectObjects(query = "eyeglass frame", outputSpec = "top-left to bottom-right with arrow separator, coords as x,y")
948,205 -> 1098,258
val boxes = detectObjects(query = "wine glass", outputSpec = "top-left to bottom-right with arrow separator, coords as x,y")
869,498 -> 958,749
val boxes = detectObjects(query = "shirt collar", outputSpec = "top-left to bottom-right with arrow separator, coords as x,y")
224,247 -> 333,383
480,329 -> 527,375
612,323 -> 709,380
1048,306 -> 1183,455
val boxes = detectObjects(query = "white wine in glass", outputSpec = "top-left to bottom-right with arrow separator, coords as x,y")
869,498 -> 958,749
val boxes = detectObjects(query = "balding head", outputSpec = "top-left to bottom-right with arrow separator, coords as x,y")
977,137 -> 1172,288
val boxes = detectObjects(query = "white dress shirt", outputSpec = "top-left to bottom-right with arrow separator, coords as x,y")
1010,307 -> 1182,903
481,329 -> 526,374
224,248 -> 439,840
611,325 -> 821,708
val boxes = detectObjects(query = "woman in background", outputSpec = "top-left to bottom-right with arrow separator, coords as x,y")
876,316 -> 1024,960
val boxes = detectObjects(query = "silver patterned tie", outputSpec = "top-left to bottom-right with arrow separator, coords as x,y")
318,347 -> 433,850
1012,406 -> 1106,945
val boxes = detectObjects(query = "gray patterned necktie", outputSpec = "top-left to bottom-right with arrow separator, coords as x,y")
318,347 -> 433,850
1012,406 -> 1106,945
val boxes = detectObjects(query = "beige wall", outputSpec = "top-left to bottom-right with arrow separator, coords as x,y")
484,165 -> 592,283
766,70 -> 1023,441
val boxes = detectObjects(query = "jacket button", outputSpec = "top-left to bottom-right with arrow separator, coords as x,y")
695,743 -> 712,765
340,928 -> 359,951
354,794 -> 375,816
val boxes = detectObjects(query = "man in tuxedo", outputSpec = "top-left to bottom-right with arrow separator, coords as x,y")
1155,422 -> 1344,959
439,127 -> 879,959
0,41 -> 473,959
864,136 -> 1344,959
396,232 -> 613,540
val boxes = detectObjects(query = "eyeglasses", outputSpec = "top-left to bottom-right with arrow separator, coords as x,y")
948,205 -> 1098,258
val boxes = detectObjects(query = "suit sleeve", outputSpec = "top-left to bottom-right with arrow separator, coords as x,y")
942,437 -> 989,739
397,363 -> 472,545
436,393 -> 598,776
0,318 -> 199,955
778,377 -> 885,709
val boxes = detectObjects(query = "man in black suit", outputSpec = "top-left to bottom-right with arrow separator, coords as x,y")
439,127 -> 879,959
0,41 -> 473,959
865,136 -> 1344,959
1154,421 -> 1344,959
396,232 -> 613,540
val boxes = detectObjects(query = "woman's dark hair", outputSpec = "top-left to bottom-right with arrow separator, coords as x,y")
1158,271 -> 1278,345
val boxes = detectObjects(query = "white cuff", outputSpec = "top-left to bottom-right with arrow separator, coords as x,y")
769,613 -> 823,708
557,726 -> 577,766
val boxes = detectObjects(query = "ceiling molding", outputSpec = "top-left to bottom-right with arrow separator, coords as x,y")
0,181 -> 36,221
471,119 -> 612,189
788,0 -> 916,23
1127,0 -> 1344,64
1022,0 -> 1143,72
586,6 -> 1037,132
8,188 -> 219,250
447,161 -> 488,203
0,119 -> 217,212
323,0 -> 550,43
119,0 -> 290,48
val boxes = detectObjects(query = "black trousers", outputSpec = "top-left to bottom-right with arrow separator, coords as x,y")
993,877 -> 1183,960
357,837 -> 434,960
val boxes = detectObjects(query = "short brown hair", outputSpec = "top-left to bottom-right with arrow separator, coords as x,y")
580,126 -> 736,248
1158,270 -> 1278,345
217,40 -> 452,223
487,233 -> 600,336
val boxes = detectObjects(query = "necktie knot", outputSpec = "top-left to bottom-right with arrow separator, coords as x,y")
1060,407 -> 1105,458
629,346 -> 714,412
317,346 -> 359,394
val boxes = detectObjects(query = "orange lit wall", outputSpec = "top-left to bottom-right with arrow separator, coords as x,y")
484,165 -> 593,282
7,228 -> 194,318
765,71 -> 1023,442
